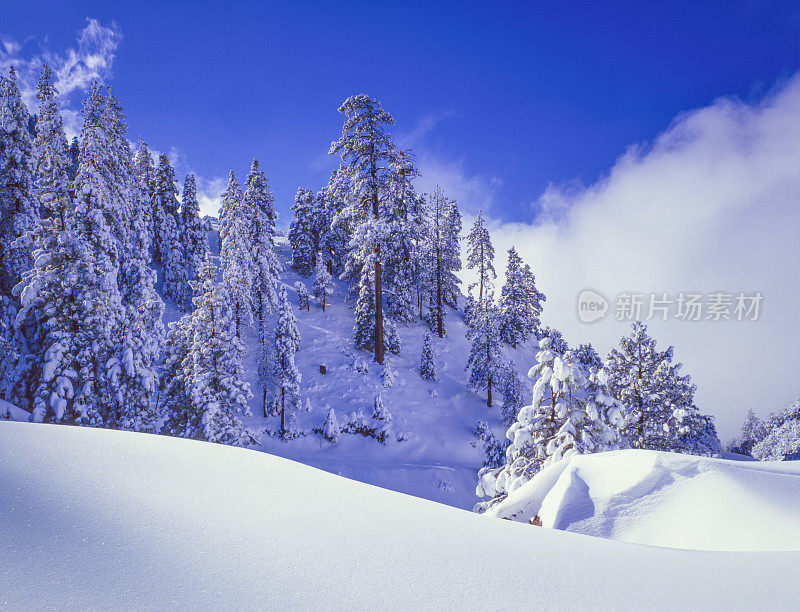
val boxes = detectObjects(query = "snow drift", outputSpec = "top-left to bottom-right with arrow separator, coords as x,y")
1,422 -> 799,609
486,449 -> 800,551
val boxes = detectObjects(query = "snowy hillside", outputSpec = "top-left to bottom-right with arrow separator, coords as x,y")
486,449 -> 800,551
2,421 -> 799,610
187,232 -> 537,510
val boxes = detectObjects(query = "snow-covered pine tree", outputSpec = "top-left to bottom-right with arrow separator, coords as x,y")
313,259 -> 334,311
319,166 -> 352,278
501,362 -> 526,426
158,312 -> 194,437
220,171 -> 253,338
179,174 -> 208,308
0,67 -> 37,297
604,321 -> 700,452
498,247 -> 545,347
68,136 -> 80,183
384,319 -> 401,356
575,342 -> 602,371
133,139 -> 156,255
153,153 -> 179,265
466,210 -> 495,303
383,149 -> 424,322
330,94 -> 397,364
294,281 -> 310,311
245,158 -> 281,339
476,340 -> 620,510
752,399 -> 800,461
21,81 -> 127,426
273,284 -> 302,438
288,187 -> 317,276
323,406 -> 340,442
422,186 -> 461,338
443,199 -> 463,309
730,409 -> 767,456
465,297 -> 505,407
419,332 -> 436,381
539,326 -> 569,355
182,255 -> 252,445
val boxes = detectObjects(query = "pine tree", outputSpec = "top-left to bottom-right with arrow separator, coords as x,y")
319,166 -> 352,278
245,158 -> 281,340
575,343 -> 602,371
182,255 -> 252,445
313,259 -> 334,311
294,281 -> 310,311
152,153 -> 178,264
419,333 -> 436,381
752,399 -> 800,461
476,339 -> 621,510
179,174 -> 209,308
422,187 -> 462,338
67,136 -> 80,183
731,409 -> 768,455
330,94 -> 396,364
159,312 -> 194,437
465,298 -> 505,407
498,247 -> 545,347
288,187 -> 317,276
220,171 -> 253,337
383,150 -> 425,322
274,285 -> 301,438
604,321 -> 704,453
466,210 -> 495,303
0,67 -> 37,297
501,362 -> 526,426
133,139 -> 156,256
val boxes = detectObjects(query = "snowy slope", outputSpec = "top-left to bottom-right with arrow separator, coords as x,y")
487,449 -> 800,551
1,421 -> 799,610
189,234 -> 537,510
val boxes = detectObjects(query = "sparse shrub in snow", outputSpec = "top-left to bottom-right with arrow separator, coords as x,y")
322,406 -> 340,442
419,333 -> 436,381
353,357 -> 369,374
294,281 -> 310,311
752,398 -> 800,461
304,397 -> 312,412
381,360 -> 399,387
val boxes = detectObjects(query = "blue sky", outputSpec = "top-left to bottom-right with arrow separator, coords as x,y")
3,1 -> 798,222
3,2 -> 800,435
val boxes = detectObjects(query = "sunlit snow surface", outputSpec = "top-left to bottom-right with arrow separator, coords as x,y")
1,421 -> 799,609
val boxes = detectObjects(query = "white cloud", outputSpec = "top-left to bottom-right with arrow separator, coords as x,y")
473,75 -> 800,440
0,18 -> 121,138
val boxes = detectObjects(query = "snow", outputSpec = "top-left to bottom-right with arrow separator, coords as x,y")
487,448 -> 800,551
0,422 -> 798,609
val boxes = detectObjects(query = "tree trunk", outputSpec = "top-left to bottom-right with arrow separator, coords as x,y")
280,386 -> 286,435
487,377 -> 492,407
371,145 -> 384,365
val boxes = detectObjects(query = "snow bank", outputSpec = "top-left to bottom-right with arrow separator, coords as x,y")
1,422 -> 799,609
487,449 -> 800,551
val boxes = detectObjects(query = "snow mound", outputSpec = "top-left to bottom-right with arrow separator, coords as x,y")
2,422 -> 799,609
487,449 -> 800,551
